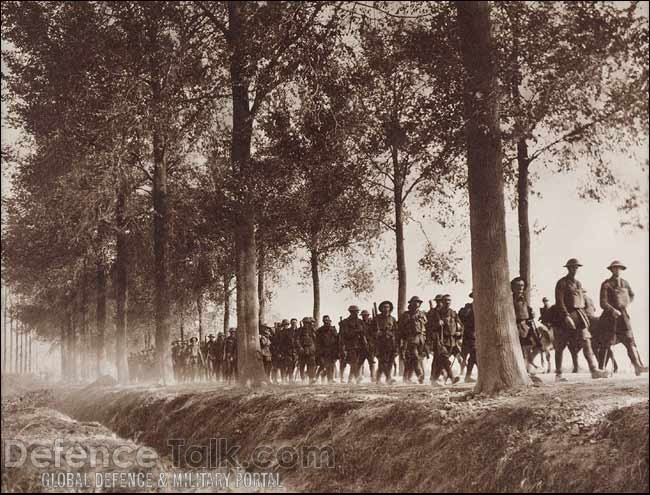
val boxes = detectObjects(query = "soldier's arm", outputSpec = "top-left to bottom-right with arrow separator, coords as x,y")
600,281 -> 615,312
627,280 -> 635,303
555,279 -> 568,316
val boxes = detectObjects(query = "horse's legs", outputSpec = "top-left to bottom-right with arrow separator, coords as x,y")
545,351 -> 551,373
571,347 -> 579,373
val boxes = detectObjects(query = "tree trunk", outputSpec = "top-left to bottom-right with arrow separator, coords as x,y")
28,330 -> 32,374
229,1 -> 267,386
394,193 -> 407,316
60,324 -> 66,380
115,175 -> 129,384
223,273 -> 231,333
96,260 -> 106,376
517,143 -> 531,295
258,244 -> 266,325
180,318 -> 184,342
311,249 -> 321,323
456,0 -> 531,394
69,308 -> 78,381
197,294 -> 203,342
18,320 -> 23,374
3,290 -> 8,373
9,304 -> 14,373
510,23 -> 532,298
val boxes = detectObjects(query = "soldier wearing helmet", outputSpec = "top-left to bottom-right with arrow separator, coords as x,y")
374,300 -> 398,384
429,295 -> 462,385
599,261 -> 647,376
398,296 -> 428,384
554,258 -> 608,381
339,305 -> 368,384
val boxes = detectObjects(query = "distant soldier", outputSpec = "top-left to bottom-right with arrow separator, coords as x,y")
429,295 -> 462,385
270,321 -> 288,383
340,305 -> 368,384
359,309 -> 377,382
187,337 -> 202,382
224,328 -> 238,384
259,325 -> 273,381
213,333 -> 225,381
374,300 -> 398,384
458,292 -> 477,383
284,318 -> 300,382
296,317 -> 318,384
599,260 -> 648,376
539,297 -> 552,325
399,296 -> 428,384
316,315 -> 339,384
426,294 -> 444,382
205,334 -> 217,378
554,258 -> 609,381
511,277 -> 541,374
171,340 -> 181,382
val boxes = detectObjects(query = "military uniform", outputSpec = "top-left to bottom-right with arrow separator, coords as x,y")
283,323 -> 299,382
224,330 -> 238,383
259,329 -> 273,381
340,311 -> 368,384
554,259 -> 608,380
399,298 -> 428,383
296,319 -> 318,383
512,285 -> 541,373
429,296 -> 462,384
458,299 -> 476,382
599,261 -> 646,375
316,323 -> 339,383
270,323 -> 286,383
374,306 -> 398,383
359,311 -> 377,382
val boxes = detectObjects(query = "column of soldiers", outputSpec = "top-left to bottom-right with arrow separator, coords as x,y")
154,258 -> 645,386
513,258 -> 647,381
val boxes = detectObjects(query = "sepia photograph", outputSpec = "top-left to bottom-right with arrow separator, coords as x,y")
1,1 -> 648,493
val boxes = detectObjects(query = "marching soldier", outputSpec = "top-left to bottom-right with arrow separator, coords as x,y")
259,325 -> 273,382
296,317 -> 318,384
188,337 -> 202,382
399,296 -> 428,384
426,294 -> 444,382
284,318 -> 300,383
316,315 -> 339,383
554,258 -> 609,381
511,277 -> 541,373
205,334 -> 217,379
224,328 -> 238,384
270,321 -> 287,383
458,292 -> 477,383
374,300 -> 398,384
340,305 -> 368,384
429,295 -> 462,385
360,309 -> 377,382
599,260 -> 648,376
539,297 -> 552,325
213,332 -> 225,381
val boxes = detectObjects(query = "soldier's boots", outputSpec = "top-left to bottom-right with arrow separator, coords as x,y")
555,374 -> 568,382
464,376 -> 476,383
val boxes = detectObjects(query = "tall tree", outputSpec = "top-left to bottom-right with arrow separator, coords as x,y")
353,5 -> 465,315
494,1 -> 649,294
456,0 -> 530,394
200,1 -> 342,384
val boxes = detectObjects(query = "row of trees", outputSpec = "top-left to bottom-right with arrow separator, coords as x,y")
2,1 -> 647,391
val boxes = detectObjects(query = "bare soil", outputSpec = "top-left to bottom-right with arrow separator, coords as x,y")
2,373 -> 648,493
